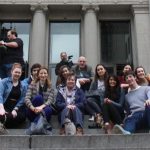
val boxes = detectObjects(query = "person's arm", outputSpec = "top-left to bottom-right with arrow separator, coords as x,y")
25,83 -> 35,111
4,41 -> 18,48
44,88 -> 55,106
89,80 -> 96,91
0,79 -> 7,115
14,81 -> 27,110
75,88 -> 85,110
0,104 -> 5,115
55,92 -> 66,111
111,88 -> 125,108
145,86 -> 150,106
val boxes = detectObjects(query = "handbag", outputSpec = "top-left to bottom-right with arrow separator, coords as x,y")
26,112 -> 52,135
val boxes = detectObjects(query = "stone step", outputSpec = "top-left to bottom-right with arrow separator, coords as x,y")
0,133 -> 150,149
31,134 -> 150,149
0,148 -> 150,150
30,149 -> 150,150
8,128 -> 105,135
16,115 -> 101,129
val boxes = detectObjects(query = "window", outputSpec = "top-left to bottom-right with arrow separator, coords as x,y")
100,21 -> 132,74
0,22 -> 30,62
49,22 -> 80,88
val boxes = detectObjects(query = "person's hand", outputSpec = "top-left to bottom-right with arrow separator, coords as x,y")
0,41 -> 4,46
0,104 -> 6,115
78,79 -> 85,85
84,78 -> 90,83
70,105 -> 76,110
67,105 -> 76,110
67,105 -> 72,109
145,99 -> 150,106
104,98 -> 112,104
104,98 -> 109,103
34,106 -> 44,113
106,99 -> 112,104
11,110 -> 17,118
0,108 -> 5,115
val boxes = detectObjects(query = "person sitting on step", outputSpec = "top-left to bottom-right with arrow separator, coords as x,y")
25,67 -> 55,130
85,64 -> 108,124
102,75 -> 125,134
55,72 -> 85,135
0,63 -> 26,134
112,71 -> 150,135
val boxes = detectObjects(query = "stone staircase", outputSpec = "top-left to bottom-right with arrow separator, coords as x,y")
0,116 -> 150,150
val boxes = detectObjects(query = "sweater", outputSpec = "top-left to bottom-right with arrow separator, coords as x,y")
125,86 -> 150,115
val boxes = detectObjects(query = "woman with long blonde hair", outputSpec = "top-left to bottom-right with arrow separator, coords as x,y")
25,67 -> 55,123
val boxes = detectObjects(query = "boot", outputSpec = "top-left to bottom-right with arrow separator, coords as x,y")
59,127 -> 65,135
76,127 -> 84,136
95,114 -> 103,127
104,122 -> 112,134
0,122 -> 8,135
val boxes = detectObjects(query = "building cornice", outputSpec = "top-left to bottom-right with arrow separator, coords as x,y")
0,0 -> 148,5
131,4 -> 149,14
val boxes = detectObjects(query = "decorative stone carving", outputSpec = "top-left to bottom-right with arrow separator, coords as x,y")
30,4 -> 48,12
82,5 -> 99,12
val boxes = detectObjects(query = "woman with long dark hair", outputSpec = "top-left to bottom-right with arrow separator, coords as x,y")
85,64 -> 108,125
103,75 -> 125,134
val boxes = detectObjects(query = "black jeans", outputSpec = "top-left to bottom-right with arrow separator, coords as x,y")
102,103 -> 123,125
85,97 -> 102,115
0,106 -> 26,128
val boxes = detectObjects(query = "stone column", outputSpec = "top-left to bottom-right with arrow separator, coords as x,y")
132,4 -> 150,71
29,5 -> 48,66
82,5 -> 99,70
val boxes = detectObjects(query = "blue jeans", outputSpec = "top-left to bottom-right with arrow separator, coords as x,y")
60,107 -> 83,128
0,64 -> 13,79
27,95 -> 53,122
124,106 -> 150,133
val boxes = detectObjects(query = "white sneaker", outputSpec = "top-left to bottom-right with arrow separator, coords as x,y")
88,116 -> 95,122
112,124 -> 131,135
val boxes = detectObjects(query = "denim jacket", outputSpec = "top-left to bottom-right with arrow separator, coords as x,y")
0,77 -> 26,110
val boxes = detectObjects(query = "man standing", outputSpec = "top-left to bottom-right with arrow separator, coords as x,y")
71,56 -> 94,92
55,52 -> 73,76
0,30 -> 24,78
113,71 -> 150,134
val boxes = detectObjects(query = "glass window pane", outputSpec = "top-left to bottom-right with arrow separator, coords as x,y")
0,22 -> 30,62
49,22 -> 80,88
50,22 -> 80,63
101,21 -> 132,65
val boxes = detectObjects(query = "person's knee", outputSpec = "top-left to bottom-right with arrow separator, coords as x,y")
32,95 -> 44,106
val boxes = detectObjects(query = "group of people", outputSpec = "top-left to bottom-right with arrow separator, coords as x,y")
48,54 -> 150,135
0,30 -> 150,136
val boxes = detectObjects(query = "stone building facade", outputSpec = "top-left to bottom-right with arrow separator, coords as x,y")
0,0 -> 149,86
